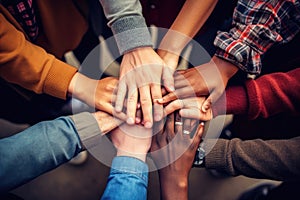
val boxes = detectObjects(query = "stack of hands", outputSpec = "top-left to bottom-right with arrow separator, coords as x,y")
70,46 -> 238,199
83,47 -> 236,200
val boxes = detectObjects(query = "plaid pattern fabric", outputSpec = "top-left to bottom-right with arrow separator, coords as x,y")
3,0 -> 38,41
214,0 -> 300,75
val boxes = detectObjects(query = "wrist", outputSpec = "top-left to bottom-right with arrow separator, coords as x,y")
212,56 -> 239,81
116,150 -> 147,162
159,173 -> 188,200
193,140 -> 206,168
67,72 -> 78,97
68,73 -> 96,105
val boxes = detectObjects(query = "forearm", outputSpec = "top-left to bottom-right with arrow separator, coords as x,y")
213,0 -> 300,74
99,0 -> 152,54
0,112 -> 102,192
0,116 -> 83,192
0,13 -> 77,99
212,68 -> 300,119
205,137 -> 300,181
159,0 -> 218,57
159,172 -> 188,200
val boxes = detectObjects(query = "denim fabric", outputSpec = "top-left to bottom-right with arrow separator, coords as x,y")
0,116 -> 83,192
101,156 -> 148,200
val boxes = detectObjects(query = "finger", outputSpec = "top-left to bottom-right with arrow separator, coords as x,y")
153,119 -> 165,136
139,85 -> 153,128
174,77 -> 190,89
166,113 -> 175,138
172,86 -> 196,100
135,109 -> 142,124
126,86 -> 138,125
201,97 -> 212,113
193,122 -> 205,143
183,118 -> 192,138
162,66 -> 175,92
115,80 -> 127,112
179,108 -> 201,120
174,112 -> 183,135
161,87 -> 167,96
163,99 -> 184,116
157,92 -> 177,104
151,84 -> 163,121
174,70 -> 186,80
112,109 -> 128,122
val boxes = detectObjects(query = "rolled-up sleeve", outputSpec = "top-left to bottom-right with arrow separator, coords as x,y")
214,0 -> 300,75
99,0 -> 153,54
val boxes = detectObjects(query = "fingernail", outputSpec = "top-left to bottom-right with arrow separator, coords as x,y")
144,122 -> 153,129
115,106 -> 122,112
154,114 -> 162,121
157,98 -> 164,103
169,86 -> 175,92
135,117 -> 141,124
126,117 -> 135,125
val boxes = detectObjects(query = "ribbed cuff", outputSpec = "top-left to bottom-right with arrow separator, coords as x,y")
111,16 -> 153,54
43,58 -> 78,100
70,112 -> 101,150
205,139 -> 230,173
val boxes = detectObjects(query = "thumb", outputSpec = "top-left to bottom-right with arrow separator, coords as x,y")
202,90 -> 222,113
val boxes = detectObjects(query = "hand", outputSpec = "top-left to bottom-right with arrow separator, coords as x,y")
157,49 -> 180,71
68,74 -> 127,120
163,97 -> 213,121
115,47 -> 174,128
92,111 -> 124,135
150,113 -> 204,200
159,56 -> 238,112
110,123 -> 152,162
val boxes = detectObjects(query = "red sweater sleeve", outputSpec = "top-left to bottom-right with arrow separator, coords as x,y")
213,68 -> 300,119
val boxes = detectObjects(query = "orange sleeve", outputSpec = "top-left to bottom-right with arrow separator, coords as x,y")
0,13 -> 78,99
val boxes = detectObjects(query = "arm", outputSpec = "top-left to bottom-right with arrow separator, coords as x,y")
0,12 -> 122,115
0,12 -> 77,99
0,112 -> 122,192
100,0 -> 168,127
214,0 -> 300,74
0,116 -> 83,192
204,136 -> 300,181
212,68 -> 300,119
150,113 -> 204,200
99,0 -> 152,54
101,124 -> 152,200
158,0 -> 218,69
163,67 -> 300,121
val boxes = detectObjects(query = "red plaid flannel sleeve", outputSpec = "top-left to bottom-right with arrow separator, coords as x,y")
214,0 -> 300,75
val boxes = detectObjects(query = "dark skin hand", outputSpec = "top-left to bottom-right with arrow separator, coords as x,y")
150,112 -> 204,200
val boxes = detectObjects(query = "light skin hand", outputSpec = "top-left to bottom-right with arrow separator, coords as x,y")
163,97 -> 213,121
159,56 -> 239,112
150,113 -> 204,200
110,123 -> 152,162
68,73 -> 127,121
92,111 -> 124,135
115,47 -> 174,128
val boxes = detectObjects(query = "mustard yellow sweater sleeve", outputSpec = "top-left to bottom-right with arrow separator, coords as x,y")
0,12 -> 77,99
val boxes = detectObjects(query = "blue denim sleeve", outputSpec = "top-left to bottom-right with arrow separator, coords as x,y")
101,156 -> 149,200
0,116 -> 83,192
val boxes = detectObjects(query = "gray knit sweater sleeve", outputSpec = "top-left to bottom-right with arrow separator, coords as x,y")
99,0 -> 153,54
205,137 -> 300,181
70,112 -> 102,150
